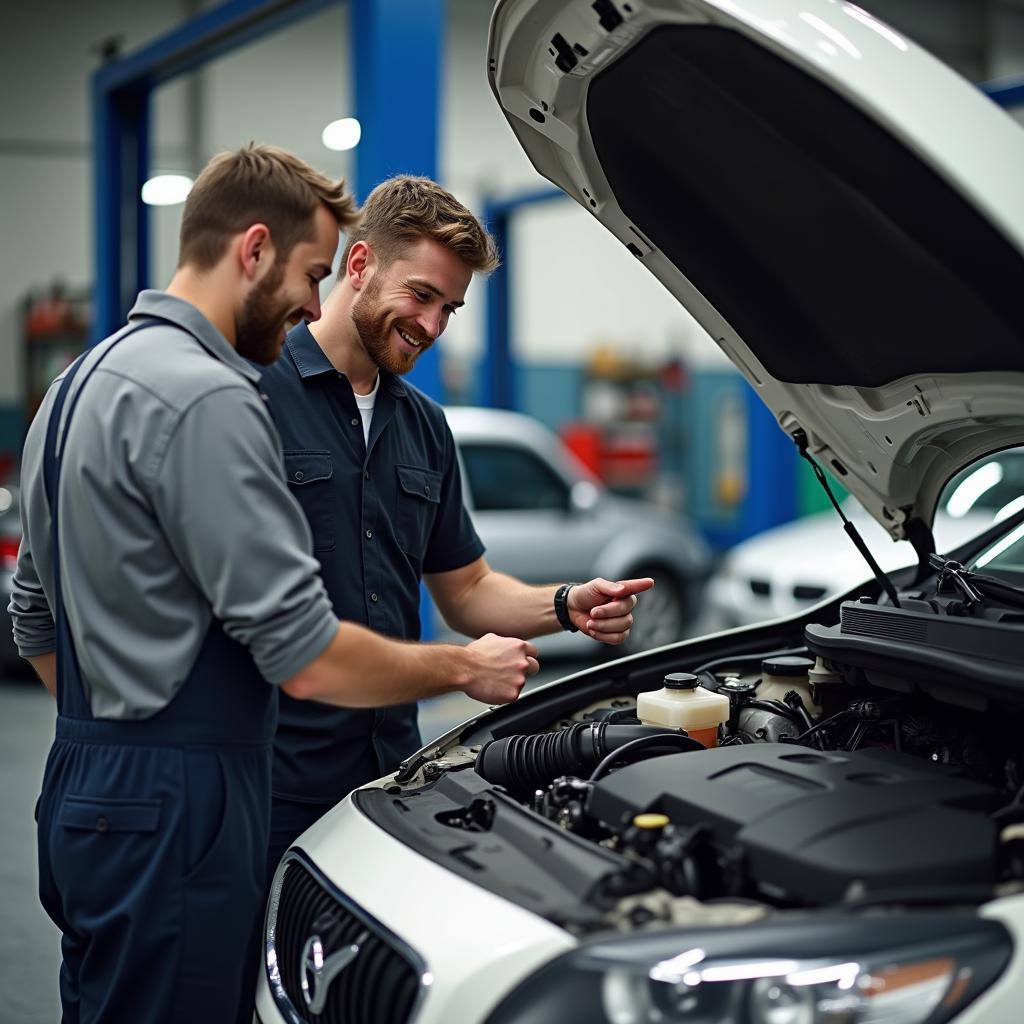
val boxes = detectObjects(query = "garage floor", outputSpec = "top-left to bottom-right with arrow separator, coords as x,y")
0,655 -> 599,1022
0,677 -> 62,1024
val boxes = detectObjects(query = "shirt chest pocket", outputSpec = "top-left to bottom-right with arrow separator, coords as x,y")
395,465 -> 442,558
284,451 -> 335,552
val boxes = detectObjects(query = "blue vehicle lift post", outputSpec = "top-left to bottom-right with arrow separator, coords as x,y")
481,186 -> 566,411
92,0 -> 444,400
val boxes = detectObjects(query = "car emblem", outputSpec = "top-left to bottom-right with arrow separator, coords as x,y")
300,928 -> 370,1014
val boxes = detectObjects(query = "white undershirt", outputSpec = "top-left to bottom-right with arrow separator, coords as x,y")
352,374 -> 380,446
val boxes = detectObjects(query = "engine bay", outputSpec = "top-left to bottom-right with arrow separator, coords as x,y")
355,575 -> 1024,936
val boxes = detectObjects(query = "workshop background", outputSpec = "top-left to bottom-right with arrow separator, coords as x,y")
2,1 -> 1024,1021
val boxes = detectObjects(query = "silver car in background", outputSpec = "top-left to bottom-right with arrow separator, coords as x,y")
444,406 -> 712,653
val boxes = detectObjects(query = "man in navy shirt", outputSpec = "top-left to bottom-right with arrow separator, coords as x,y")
259,175 -> 653,870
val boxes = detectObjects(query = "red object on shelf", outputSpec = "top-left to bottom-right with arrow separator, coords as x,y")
561,421 -> 657,490
560,423 -> 603,477
659,358 -> 688,393
26,293 -> 72,337
0,535 -> 19,570
600,426 -> 657,488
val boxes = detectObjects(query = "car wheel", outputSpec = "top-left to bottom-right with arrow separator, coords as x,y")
620,566 -> 688,655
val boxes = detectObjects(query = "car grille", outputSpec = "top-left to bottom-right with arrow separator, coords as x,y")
748,580 -> 828,602
267,855 -> 423,1024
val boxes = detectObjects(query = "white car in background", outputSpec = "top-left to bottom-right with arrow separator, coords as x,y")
710,448 -> 1024,626
256,3 -> 1024,1024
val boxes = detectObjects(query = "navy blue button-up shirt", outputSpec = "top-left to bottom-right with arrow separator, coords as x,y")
261,323 -> 484,803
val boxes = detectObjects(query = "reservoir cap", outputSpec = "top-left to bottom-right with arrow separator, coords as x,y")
663,672 -> 701,690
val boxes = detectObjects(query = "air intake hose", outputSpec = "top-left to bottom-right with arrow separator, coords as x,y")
476,722 -> 703,799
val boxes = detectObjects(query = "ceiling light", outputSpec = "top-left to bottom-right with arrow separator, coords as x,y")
141,174 -> 194,206
322,117 -> 362,151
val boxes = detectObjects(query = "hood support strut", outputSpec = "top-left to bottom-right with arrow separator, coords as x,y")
792,430 -> 901,608
904,517 -> 937,586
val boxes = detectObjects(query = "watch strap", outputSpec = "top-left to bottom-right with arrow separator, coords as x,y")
554,583 -> 580,633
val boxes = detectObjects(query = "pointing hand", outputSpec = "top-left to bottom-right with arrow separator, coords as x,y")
567,577 -> 655,645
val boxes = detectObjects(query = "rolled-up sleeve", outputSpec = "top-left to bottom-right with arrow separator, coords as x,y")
10,536 -> 56,657
9,399 -> 57,658
150,385 -> 339,684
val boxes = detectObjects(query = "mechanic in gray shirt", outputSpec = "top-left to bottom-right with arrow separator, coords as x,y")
9,144 -> 537,1024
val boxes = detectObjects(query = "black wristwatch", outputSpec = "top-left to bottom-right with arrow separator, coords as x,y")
554,583 -> 580,633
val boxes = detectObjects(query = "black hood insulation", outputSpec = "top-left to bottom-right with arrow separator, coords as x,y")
587,25 -> 1024,387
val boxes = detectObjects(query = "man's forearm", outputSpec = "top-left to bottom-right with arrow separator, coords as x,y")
428,563 -> 652,647
282,623 -> 472,706
433,569 -> 561,640
27,653 -> 57,697
281,621 -> 536,708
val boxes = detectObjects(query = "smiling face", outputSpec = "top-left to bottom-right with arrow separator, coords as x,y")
236,203 -> 339,365
350,236 -> 472,376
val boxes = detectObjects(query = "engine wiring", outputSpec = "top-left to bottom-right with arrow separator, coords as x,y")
587,732 -> 705,783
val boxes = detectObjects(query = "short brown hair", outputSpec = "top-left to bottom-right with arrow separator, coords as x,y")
179,143 -> 358,270
341,175 -> 499,276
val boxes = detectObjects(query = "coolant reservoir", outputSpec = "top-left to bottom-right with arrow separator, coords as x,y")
757,656 -> 820,714
636,673 -> 730,747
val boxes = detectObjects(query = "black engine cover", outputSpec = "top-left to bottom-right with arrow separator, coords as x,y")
586,744 -> 1000,904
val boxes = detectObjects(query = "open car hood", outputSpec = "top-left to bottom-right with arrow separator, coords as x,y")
488,0 -> 1024,539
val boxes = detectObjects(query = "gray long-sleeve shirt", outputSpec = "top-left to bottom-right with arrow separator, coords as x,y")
9,291 -> 339,718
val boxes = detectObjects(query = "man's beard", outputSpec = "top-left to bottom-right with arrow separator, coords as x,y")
235,258 -> 292,365
350,273 -> 430,376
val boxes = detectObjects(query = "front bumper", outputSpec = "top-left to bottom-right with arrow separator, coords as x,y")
256,794 -> 575,1024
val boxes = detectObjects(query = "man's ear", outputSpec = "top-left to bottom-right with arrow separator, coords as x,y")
239,223 -> 274,281
346,240 -> 375,292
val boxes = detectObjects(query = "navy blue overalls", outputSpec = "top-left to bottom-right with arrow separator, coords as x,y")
34,324 -> 277,1023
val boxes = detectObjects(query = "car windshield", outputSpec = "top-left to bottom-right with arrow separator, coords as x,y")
972,518 -> 1024,585
940,450 -> 1024,520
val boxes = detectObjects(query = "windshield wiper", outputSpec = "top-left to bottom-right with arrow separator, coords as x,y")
927,554 -> 1024,610
793,431 -> 901,608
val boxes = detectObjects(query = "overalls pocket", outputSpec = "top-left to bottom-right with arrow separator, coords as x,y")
59,795 -> 162,833
53,794 -> 169,924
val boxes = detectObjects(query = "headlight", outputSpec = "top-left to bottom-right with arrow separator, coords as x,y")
484,915 -> 1011,1024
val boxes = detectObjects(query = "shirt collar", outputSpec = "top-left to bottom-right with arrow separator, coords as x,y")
285,321 -> 408,398
127,290 -> 262,385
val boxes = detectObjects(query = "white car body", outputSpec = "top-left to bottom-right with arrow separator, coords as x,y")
256,2 -> 1024,1022
256,799 -> 576,1024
